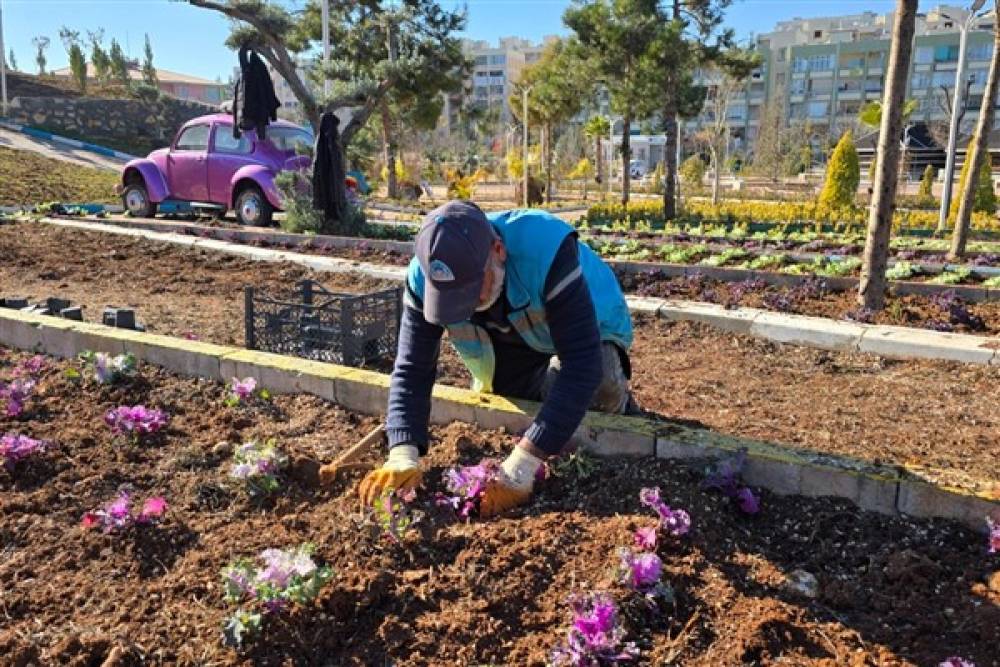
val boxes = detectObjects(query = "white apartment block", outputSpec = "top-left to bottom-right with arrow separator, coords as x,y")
683,4 -> 998,164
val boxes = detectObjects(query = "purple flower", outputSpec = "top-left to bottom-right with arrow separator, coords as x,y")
552,593 -> 637,666
634,526 -> 657,551
231,377 -> 257,401
0,433 -> 47,467
13,356 -> 46,377
639,487 -> 691,537
703,450 -> 747,497
82,491 -> 166,533
104,405 -> 168,438
987,517 -> 999,554
939,659 -> 976,667
736,487 -> 760,515
0,378 -> 36,417
440,459 -> 501,518
618,548 -> 662,591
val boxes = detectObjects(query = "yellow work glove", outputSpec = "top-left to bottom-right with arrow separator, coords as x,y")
357,445 -> 423,507
479,446 -> 543,517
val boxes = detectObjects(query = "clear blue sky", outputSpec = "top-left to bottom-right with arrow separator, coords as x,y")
3,0 -> 925,81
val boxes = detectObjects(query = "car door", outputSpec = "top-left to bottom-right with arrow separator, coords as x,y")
167,123 -> 210,201
208,123 -> 254,206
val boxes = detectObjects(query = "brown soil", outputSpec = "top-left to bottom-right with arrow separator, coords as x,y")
0,222 -> 394,347
622,271 -> 1000,336
1,348 -> 996,666
3,222 -> 999,479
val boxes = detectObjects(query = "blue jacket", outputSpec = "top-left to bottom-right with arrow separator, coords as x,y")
406,209 -> 633,393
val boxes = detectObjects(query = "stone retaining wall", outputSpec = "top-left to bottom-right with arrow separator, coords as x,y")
8,95 -> 216,153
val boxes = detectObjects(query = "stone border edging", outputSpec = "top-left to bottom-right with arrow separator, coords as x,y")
0,307 -> 994,530
35,217 -> 1000,366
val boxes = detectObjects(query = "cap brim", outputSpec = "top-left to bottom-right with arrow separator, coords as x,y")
423,276 -> 484,326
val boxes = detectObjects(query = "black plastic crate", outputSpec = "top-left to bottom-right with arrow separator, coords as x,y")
245,280 -> 402,367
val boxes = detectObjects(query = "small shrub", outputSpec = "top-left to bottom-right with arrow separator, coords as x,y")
274,171 -> 323,234
818,131 -> 860,210
679,155 -> 706,190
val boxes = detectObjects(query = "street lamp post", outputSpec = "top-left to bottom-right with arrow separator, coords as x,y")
522,85 -> 532,208
938,0 -> 987,231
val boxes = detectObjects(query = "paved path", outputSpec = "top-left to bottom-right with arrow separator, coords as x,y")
0,126 -> 127,171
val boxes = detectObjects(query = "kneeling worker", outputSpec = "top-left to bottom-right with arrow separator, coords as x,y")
359,200 -> 636,515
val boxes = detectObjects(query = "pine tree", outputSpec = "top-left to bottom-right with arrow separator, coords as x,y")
818,131 -> 860,210
31,36 -> 50,75
60,28 -> 87,93
8,49 -> 16,72
141,34 -> 157,86
88,30 -> 110,82
108,39 -> 130,87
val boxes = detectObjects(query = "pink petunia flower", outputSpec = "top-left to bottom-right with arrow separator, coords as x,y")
634,526 -> 658,551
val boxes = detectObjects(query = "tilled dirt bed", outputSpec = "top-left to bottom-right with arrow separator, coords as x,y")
1,349 -> 997,666
2,222 -> 999,479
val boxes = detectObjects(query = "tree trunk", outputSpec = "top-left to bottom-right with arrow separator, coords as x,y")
711,144 -> 721,205
380,101 -> 398,200
950,5 -> 1000,259
663,110 -> 678,219
545,123 -> 554,204
859,0 -> 918,310
594,135 -> 603,193
621,111 -> 631,206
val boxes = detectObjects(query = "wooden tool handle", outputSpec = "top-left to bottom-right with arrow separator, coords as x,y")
329,423 -> 385,467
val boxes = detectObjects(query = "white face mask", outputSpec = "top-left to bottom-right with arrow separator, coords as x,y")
475,254 -> 505,312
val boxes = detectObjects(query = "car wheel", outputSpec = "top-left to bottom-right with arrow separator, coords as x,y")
122,182 -> 157,218
235,185 -> 273,227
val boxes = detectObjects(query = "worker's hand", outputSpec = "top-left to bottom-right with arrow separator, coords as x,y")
479,442 -> 544,517
479,478 -> 533,517
357,444 -> 422,507
358,467 -> 423,506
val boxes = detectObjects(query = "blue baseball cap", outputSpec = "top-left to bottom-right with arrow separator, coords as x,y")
415,200 -> 495,325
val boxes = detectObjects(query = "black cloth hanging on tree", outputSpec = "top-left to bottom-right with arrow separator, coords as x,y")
232,45 -> 281,140
312,111 -> 347,225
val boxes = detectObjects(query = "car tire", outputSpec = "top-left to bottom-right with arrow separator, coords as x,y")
122,182 -> 157,218
235,185 -> 273,227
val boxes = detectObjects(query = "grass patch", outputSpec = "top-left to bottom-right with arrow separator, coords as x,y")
0,146 -> 119,206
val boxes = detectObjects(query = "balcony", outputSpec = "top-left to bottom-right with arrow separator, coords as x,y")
810,70 -> 834,79
839,67 -> 864,78
868,66 -> 884,75
936,61 -> 958,71
838,90 -> 862,101
810,92 -> 832,101
789,93 -> 805,103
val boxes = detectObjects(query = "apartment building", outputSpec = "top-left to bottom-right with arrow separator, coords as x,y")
685,5 -> 997,161
440,35 -> 560,131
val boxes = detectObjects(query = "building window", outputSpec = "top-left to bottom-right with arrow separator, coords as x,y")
932,70 -> 954,87
934,44 -> 959,62
968,42 -> 994,61
813,30 -> 823,39
490,85 -> 505,95
790,78 -> 806,94
474,56 -> 488,66
914,46 -> 934,65
808,100 -> 828,118
912,72 -> 931,89
489,54 -> 506,65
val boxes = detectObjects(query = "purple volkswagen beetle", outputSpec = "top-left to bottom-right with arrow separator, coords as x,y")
119,114 -> 312,226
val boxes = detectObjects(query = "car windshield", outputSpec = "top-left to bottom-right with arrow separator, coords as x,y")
265,127 -> 313,153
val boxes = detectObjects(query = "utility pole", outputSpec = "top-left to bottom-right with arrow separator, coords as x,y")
938,0 -> 987,231
522,85 -> 532,208
321,0 -> 330,97
0,0 -> 7,118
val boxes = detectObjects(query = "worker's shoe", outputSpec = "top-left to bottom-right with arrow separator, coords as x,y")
357,445 -> 422,506
479,445 -> 544,517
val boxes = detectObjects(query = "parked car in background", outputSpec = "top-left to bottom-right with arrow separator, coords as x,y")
119,114 -> 312,226
628,159 -> 647,180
